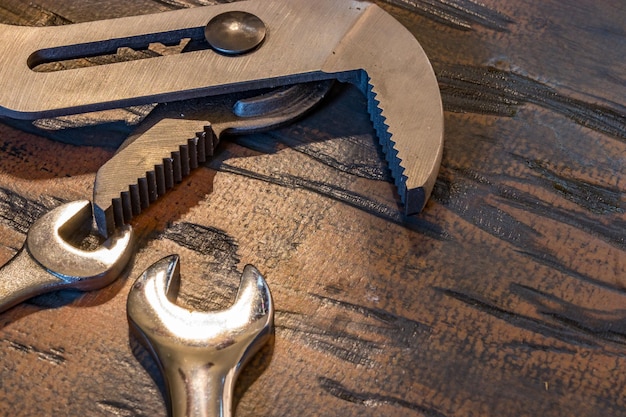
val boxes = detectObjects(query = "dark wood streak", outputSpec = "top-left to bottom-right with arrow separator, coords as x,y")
276,294 -> 431,366
319,377 -> 449,417
215,160 -> 448,239
512,284 -> 626,346
0,188 -> 60,235
497,188 -> 626,249
433,167 -> 626,248
520,157 -> 623,214
514,249 -> 625,294
380,0 -> 513,32
437,288 -> 602,349
162,222 -> 240,265
278,311 -> 382,367
219,162 -> 403,219
436,167 -> 625,249
2,339 -> 66,365
234,130 -> 391,182
436,63 -> 626,140
434,170 -> 624,293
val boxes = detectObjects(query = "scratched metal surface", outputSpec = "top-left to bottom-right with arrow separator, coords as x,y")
0,0 -> 624,416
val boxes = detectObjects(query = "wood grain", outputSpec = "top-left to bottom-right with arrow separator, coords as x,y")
0,0 -> 624,416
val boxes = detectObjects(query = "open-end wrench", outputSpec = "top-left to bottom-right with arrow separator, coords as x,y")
0,200 -> 132,313
127,255 -> 273,417
0,0 -> 444,215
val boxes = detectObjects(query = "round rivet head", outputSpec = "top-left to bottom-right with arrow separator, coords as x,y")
205,11 -> 266,55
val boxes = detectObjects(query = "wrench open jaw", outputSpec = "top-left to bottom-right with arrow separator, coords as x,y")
0,200 -> 133,314
127,255 -> 273,417
0,0 -> 443,215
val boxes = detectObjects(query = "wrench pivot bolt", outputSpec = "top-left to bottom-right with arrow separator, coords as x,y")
127,255 -> 274,417
205,11 -> 266,55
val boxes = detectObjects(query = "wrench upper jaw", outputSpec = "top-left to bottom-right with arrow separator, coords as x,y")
26,200 -> 134,290
322,4 -> 444,215
231,264 -> 274,367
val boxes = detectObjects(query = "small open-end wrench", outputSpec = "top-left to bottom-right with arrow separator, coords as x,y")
127,255 -> 273,417
0,200 -> 132,313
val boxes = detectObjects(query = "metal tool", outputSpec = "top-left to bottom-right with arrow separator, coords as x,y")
0,200 -> 132,313
93,81 -> 333,237
127,255 -> 273,417
0,0 -> 444,216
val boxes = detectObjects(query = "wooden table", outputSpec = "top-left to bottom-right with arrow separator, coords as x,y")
0,0 -> 624,416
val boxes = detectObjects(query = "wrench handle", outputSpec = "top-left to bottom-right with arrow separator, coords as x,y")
0,0 -> 351,119
165,361 -> 235,417
0,249 -> 64,314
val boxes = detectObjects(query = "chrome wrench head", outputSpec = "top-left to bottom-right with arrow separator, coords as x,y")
127,255 -> 274,417
0,200 -> 133,313
28,200 -> 133,283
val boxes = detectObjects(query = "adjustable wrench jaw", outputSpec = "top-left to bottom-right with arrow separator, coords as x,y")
0,0 -> 443,214
323,6 -> 444,213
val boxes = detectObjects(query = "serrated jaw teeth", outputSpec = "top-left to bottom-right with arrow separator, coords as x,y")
111,126 -> 218,228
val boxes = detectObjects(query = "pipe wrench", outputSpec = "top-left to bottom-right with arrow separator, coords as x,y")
0,0 -> 444,223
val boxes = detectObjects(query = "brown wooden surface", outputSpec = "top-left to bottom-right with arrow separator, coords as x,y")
0,0 -> 625,416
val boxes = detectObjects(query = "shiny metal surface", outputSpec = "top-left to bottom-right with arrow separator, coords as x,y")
0,0 -> 443,214
127,255 -> 273,417
0,201 -> 133,313
205,11 -> 266,55
93,81 -> 332,237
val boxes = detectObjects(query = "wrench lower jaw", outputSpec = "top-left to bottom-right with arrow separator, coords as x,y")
405,187 -> 427,216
